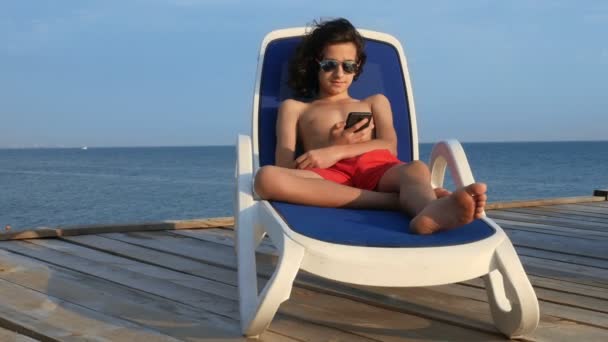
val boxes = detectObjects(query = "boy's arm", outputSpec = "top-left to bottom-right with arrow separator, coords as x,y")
275,99 -> 301,168
331,94 -> 397,159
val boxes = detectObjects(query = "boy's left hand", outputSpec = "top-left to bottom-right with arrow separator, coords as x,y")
295,147 -> 341,169
330,119 -> 375,145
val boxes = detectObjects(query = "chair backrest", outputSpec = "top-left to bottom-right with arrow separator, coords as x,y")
252,28 -> 419,170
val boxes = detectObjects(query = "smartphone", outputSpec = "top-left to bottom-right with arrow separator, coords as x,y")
345,112 -> 372,132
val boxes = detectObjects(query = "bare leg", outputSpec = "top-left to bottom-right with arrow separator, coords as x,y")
255,165 -> 400,210
377,161 -> 437,216
377,161 -> 488,234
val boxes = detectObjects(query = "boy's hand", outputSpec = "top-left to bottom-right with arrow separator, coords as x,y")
330,118 -> 375,145
295,147 -> 341,169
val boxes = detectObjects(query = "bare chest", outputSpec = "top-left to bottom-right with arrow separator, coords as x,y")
297,103 -> 371,149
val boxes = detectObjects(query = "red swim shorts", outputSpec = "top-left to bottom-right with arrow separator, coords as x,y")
308,149 -> 404,191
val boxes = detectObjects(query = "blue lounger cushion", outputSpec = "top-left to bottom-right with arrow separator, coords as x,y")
272,202 -> 495,247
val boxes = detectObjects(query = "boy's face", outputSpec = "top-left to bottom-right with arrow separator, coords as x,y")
317,42 -> 358,97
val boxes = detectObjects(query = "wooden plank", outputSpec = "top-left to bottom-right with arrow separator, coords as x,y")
535,205 -> 608,219
0,249 -> 253,341
63,234 -> 237,284
585,201 -> 608,208
457,278 -> 608,315
515,246 -> 608,270
104,231 -> 240,268
280,286 -> 507,341
500,228 -> 607,260
493,209 -> 608,228
504,223 -> 608,242
423,283 -> 608,329
485,196 -> 605,210
528,274 -> 608,301
0,217 -> 234,241
491,218 -> 608,240
0,240 -> 500,341
0,325 -> 37,342
519,255 -> 608,288
0,277 -> 184,342
527,206 -> 608,221
550,204 -> 608,216
0,239 -> 237,314
503,207 -> 608,225
487,211 -> 608,232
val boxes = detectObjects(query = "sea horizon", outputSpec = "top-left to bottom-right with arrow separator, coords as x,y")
2,139 -> 608,150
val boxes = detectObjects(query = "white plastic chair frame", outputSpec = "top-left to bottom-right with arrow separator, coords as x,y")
235,28 -> 539,339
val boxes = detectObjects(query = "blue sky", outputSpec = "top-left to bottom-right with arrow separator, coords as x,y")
1,0 -> 607,147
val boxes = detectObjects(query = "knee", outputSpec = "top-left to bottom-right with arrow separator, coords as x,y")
400,160 -> 431,180
254,165 -> 280,199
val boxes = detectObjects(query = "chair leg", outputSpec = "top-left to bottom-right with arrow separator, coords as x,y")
483,240 -> 539,338
240,236 -> 304,337
237,208 -> 264,332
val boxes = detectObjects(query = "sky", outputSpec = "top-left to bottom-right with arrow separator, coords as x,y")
1,0 -> 607,148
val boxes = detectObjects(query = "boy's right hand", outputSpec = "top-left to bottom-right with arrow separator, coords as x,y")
330,118 -> 375,145
295,146 -> 342,169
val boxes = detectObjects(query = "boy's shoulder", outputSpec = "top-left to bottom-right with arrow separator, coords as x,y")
362,93 -> 390,105
280,98 -> 308,106
278,98 -> 313,116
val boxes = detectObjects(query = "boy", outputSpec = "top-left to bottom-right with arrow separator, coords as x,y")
254,18 -> 487,234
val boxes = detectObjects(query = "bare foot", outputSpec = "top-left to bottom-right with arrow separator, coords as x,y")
410,183 -> 487,235
434,187 -> 451,199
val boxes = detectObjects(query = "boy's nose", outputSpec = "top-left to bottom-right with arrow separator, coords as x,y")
334,65 -> 345,76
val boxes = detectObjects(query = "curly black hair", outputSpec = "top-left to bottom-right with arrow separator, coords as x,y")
288,18 -> 367,98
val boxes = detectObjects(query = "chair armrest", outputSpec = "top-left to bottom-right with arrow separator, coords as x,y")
236,134 -> 256,211
429,140 -> 476,189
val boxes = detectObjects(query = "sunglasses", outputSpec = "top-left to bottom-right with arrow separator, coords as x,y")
318,59 -> 358,74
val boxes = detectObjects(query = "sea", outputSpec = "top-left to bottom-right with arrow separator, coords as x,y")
1,141 -> 606,230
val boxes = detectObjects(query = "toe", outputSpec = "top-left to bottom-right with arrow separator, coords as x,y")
466,183 -> 487,197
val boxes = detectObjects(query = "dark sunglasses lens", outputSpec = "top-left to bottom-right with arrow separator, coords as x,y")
343,62 -> 357,74
320,60 -> 339,72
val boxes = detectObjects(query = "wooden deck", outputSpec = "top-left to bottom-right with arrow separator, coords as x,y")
0,197 -> 607,341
